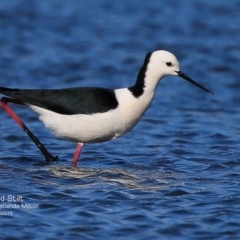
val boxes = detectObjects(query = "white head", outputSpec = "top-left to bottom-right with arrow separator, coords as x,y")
149,50 -> 180,77
143,50 -> 213,94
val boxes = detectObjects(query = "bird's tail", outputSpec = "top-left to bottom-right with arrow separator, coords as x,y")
0,87 -> 24,102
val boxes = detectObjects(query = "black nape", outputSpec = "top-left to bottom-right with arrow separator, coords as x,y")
128,52 -> 152,98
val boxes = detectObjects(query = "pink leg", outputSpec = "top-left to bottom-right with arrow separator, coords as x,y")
72,143 -> 84,165
1,97 -> 56,162
1,97 -> 25,127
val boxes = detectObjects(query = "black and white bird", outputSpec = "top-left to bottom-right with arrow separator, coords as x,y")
0,50 -> 213,165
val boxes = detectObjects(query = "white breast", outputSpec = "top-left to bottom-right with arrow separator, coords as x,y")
114,88 -> 154,136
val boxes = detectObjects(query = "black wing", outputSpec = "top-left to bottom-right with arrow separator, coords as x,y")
0,87 -> 119,115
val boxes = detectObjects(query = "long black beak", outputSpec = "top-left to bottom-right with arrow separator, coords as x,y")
176,71 -> 213,94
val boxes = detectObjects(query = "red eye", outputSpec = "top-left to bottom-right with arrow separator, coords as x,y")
166,62 -> 172,66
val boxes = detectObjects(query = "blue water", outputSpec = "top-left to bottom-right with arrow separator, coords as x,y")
1,0 -> 240,239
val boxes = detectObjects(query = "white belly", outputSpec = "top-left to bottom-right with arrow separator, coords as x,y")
29,105 -> 127,143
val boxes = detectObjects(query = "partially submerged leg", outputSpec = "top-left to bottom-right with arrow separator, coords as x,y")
1,97 -> 57,163
72,143 -> 84,165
